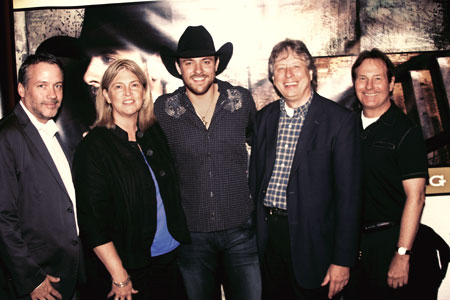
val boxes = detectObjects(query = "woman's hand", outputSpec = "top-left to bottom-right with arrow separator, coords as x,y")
92,242 -> 139,300
107,275 -> 138,300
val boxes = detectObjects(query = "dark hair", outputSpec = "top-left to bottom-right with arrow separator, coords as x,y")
18,52 -> 64,86
268,39 -> 317,91
351,48 -> 395,83
80,3 -> 175,57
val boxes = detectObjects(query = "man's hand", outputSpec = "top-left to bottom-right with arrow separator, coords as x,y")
321,264 -> 349,299
30,275 -> 62,300
387,253 -> 409,289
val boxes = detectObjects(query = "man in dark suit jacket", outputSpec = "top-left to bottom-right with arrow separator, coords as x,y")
0,53 -> 81,300
249,39 -> 362,300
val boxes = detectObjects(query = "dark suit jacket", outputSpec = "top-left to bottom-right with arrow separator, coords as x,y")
250,93 -> 362,289
0,104 -> 81,299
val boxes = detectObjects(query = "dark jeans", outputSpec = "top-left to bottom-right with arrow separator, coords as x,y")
177,217 -> 261,300
262,213 -> 339,300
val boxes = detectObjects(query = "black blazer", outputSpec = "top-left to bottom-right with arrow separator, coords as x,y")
73,124 -> 190,271
0,104 -> 81,299
250,93 -> 362,289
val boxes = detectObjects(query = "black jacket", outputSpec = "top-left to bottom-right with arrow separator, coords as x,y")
250,94 -> 362,288
73,123 -> 190,271
0,104 -> 81,299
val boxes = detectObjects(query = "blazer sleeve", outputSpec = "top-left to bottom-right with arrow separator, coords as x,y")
0,132 -> 46,296
331,111 -> 362,267
73,136 -> 114,249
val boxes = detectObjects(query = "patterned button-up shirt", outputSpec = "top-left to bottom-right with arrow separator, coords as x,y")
264,93 -> 313,209
154,79 -> 256,232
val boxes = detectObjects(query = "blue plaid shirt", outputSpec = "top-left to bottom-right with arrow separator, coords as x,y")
264,93 -> 313,209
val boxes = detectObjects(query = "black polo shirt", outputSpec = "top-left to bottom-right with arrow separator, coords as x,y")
360,102 -> 428,223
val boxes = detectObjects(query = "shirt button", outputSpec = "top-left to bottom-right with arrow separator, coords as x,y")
67,207 -> 73,213
160,170 -> 166,177
146,149 -> 154,156
207,152 -> 211,157
210,192 -> 214,197
72,240 -> 78,246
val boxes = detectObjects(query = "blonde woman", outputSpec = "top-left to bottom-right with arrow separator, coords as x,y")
73,59 -> 190,300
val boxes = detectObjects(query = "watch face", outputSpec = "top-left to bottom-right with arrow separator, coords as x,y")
397,247 -> 407,255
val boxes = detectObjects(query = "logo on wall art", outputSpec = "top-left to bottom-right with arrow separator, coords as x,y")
426,167 -> 450,195
429,175 -> 446,187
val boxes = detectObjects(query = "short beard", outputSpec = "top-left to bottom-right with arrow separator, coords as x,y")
184,79 -> 215,96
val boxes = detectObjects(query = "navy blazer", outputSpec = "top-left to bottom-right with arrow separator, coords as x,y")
250,93 -> 362,289
0,104 -> 81,299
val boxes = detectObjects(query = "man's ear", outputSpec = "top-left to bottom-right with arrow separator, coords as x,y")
389,76 -> 395,92
175,61 -> 182,76
215,57 -> 220,72
18,83 -> 25,98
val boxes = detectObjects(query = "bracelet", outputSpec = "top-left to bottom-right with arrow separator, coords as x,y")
112,275 -> 130,288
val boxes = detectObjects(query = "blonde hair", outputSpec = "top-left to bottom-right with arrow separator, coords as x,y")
92,59 -> 155,131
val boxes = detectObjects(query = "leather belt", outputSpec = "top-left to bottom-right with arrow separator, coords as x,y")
362,221 -> 397,233
265,206 -> 288,217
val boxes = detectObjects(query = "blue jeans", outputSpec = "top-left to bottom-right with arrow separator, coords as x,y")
177,217 -> 261,300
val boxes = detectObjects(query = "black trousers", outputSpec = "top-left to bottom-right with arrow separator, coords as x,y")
261,212 -> 339,300
344,225 -> 439,300
80,249 -> 186,300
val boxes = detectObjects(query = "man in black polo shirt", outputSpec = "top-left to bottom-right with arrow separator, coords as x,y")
154,25 -> 260,300
345,48 -> 428,300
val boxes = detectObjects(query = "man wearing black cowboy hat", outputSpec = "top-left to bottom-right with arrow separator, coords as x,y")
154,25 -> 261,300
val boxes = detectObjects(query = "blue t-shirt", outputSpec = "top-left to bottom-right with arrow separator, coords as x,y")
142,152 -> 179,256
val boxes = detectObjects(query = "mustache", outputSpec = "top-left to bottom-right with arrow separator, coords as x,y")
43,99 -> 60,104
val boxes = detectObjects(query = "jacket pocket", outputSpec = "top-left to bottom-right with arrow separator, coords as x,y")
372,141 -> 395,150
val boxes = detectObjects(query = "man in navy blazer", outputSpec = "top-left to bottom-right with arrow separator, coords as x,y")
0,53 -> 81,300
249,39 -> 362,300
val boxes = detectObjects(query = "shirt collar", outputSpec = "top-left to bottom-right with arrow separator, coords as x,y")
375,100 -> 397,127
20,100 -> 58,137
111,124 -> 144,142
280,90 -> 313,117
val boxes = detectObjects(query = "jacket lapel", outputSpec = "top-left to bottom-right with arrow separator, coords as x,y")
15,105 -> 71,198
55,132 -> 73,168
263,102 -> 280,182
290,94 -> 323,174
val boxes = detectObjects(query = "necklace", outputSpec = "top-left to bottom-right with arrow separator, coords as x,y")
198,97 -> 216,127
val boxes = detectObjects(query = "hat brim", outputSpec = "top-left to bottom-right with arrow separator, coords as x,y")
161,42 -> 233,79
35,36 -> 84,58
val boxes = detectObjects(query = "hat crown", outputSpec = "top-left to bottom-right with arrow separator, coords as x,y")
161,25 -> 233,79
177,25 -> 216,58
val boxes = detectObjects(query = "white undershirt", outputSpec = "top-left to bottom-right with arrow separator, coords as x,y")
20,101 -> 79,234
284,102 -> 295,117
361,111 -> 380,130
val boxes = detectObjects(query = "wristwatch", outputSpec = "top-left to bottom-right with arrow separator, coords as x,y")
396,247 -> 411,255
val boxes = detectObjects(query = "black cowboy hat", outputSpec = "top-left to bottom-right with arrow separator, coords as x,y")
161,25 -> 233,79
36,2 -> 175,58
